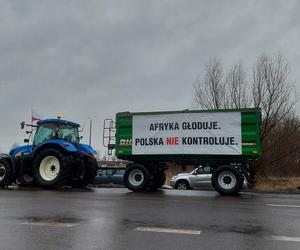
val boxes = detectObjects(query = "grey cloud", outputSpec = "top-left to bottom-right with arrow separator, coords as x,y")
0,0 -> 299,153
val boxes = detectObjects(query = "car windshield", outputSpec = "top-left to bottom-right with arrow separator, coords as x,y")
33,123 -> 79,145
191,166 -> 211,175
191,168 -> 200,174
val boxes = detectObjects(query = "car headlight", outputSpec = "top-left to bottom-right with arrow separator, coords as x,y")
171,176 -> 177,180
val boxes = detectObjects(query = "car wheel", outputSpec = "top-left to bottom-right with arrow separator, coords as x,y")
175,180 -> 190,190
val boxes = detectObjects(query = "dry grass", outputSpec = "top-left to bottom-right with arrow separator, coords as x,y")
253,177 -> 300,193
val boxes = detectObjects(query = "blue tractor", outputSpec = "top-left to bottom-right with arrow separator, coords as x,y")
0,117 -> 98,188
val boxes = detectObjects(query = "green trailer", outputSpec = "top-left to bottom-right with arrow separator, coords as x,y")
104,108 -> 261,195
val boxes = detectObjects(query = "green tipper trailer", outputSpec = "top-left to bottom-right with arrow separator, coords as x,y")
104,108 -> 261,195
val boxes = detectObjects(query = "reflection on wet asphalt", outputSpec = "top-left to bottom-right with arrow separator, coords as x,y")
0,187 -> 300,250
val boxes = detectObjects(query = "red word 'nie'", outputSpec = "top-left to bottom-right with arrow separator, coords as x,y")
166,137 -> 179,145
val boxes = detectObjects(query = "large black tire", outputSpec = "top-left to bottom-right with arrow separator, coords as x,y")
71,158 -> 97,188
148,171 -> 166,191
0,158 -> 15,187
34,148 -> 71,188
175,180 -> 190,190
18,173 -> 36,186
155,171 -> 166,188
124,164 -> 150,192
212,165 -> 243,195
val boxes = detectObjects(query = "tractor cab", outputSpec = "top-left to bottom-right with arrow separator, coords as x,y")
33,119 -> 80,147
10,118 -> 81,157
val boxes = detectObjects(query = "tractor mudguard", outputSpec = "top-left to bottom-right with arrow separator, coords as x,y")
33,140 -> 78,155
76,143 -> 97,158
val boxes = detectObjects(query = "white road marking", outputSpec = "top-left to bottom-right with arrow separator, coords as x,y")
266,204 -> 300,208
135,227 -> 201,235
21,222 -> 78,227
272,236 -> 300,242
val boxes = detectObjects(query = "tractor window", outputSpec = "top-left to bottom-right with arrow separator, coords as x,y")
33,123 -> 79,145
33,125 -> 53,145
60,125 -> 79,144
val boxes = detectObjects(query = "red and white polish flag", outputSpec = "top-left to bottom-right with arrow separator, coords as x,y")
31,109 -> 44,122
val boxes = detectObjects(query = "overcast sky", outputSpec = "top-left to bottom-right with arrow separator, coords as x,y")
0,0 -> 299,153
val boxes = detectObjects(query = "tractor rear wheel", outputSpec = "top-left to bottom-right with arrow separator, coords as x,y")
0,158 -> 15,187
34,148 -> 71,188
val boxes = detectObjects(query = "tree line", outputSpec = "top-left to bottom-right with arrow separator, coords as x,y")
194,53 -> 300,177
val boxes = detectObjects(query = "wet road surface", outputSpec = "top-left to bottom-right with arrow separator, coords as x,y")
0,187 -> 300,250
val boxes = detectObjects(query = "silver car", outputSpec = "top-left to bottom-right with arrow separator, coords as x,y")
170,166 -> 247,190
170,166 -> 213,190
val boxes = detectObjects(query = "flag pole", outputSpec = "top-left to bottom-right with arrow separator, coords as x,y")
89,118 -> 92,146
31,109 -> 33,133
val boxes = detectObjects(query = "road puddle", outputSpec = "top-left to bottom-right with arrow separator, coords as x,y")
208,224 -> 267,236
20,216 -> 83,227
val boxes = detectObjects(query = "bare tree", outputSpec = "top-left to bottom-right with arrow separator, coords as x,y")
194,59 -> 249,109
194,58 -> 226,109
252,53 -> 298,140
255,113 -> 300,177
194,53 -> 299,177
225,62 -> 249,108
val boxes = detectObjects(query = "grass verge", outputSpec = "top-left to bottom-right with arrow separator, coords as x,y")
253,177 -> 300,193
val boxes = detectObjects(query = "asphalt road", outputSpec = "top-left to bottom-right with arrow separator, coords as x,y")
0,187 -> 300,250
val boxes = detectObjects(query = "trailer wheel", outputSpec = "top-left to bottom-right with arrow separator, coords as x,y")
124,164 -> 149,192
71,158 -> 97,188
155,171 -> 166,188
148,171 -> 166,191
34,148 -> 71,188
212,165 -> 243,195
0,158 -> 15,187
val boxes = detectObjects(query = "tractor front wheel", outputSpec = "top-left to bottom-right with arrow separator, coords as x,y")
34,148 -> 71,188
